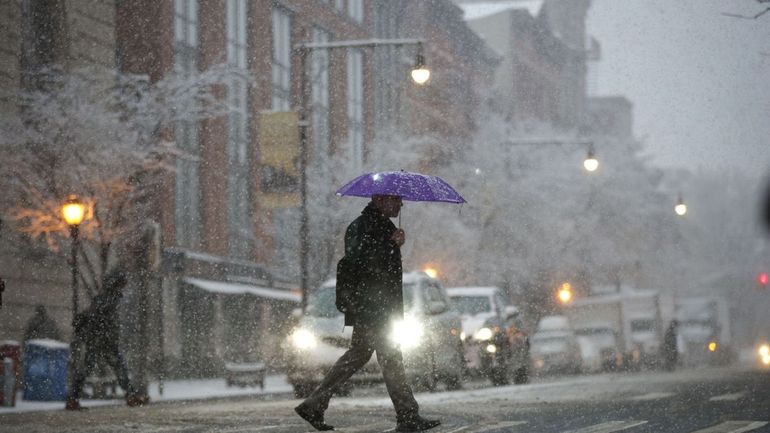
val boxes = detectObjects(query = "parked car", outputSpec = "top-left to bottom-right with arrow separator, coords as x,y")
530,315 -> 582,376
574,323 -> 622,372
283,271 -> 465,398
446,286 -> 529,386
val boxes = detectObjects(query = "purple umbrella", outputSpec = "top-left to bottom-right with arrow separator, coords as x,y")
335,170 -> 466,204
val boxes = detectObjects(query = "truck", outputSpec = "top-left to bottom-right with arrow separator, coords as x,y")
564,286 -> 668,370
674,294 -> 732,367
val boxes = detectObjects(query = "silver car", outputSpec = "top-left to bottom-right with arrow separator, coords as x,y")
283,271 -> 465,397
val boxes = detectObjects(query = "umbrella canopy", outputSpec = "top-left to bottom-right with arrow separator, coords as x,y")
336,171 -> 466,204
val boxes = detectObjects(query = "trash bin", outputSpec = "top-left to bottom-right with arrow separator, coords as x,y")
0,340 -> 21,406
23,339 -> 70,401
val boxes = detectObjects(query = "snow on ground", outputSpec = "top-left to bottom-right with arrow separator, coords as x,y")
0,374 -> 293,414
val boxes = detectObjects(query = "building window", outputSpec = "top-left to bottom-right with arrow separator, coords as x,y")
174,0 -> 201,249
227,0 -> 251,259
347,49 -> 364,166
373,0 -> 402,133
348,0 -> 363,22
311,27 -> 331,157
272,7 -> 291,111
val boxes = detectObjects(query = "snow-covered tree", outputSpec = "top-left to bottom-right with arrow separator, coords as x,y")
0,64 -> 248,295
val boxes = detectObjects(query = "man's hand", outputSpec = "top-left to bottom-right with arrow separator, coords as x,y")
391,228 -> 405,247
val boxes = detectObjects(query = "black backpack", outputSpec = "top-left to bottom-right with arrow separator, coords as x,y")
335,255 -> 360,313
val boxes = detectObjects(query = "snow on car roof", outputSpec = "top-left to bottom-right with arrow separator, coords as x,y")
445,286 -> 499,297
317,271 -> 434,290
184,277 -> 301,302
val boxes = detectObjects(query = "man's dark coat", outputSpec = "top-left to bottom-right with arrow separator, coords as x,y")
342,202 -> 403,327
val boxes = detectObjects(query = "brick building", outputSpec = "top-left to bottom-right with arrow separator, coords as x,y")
1,0 -> 496,377
0,0 -> 120,344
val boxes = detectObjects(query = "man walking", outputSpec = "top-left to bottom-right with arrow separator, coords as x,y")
65,269 -> 147,410
295,195 -> 440,432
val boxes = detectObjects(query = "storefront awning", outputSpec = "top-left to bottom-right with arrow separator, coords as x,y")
183,277 -> 301,303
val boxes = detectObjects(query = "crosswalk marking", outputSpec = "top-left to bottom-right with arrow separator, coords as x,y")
629,392 -> 676,401
562,420 -> 648,433
691,421 -> 768,433
709,392 -> 745,402
443,421 -> 528,433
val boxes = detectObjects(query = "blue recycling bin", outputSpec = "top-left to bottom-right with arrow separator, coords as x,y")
23,339 -> 70,401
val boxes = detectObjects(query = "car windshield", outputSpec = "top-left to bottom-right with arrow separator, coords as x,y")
631,319 -> 655,332
531,336 -> 569,353
575,328 -> 615,337
450,295 -> 491,315
403,282 -> 415,311
306,286 -> 340,318
306,282 -> 416,317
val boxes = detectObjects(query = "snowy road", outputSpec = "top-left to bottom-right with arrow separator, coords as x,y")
1,366 -> 768,433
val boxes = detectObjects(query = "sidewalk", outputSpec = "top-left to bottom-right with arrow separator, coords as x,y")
0,374 -> 293,414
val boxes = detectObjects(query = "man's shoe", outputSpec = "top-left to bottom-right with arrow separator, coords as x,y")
126,394 -> 150,407
65,398 -> 87,411
295,403 -> 334,431
396,416 -> 441,432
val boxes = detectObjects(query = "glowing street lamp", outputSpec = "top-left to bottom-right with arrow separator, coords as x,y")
583,147 -> 599,172
674,194 -> 687,216
557,282 -> 573,304
62,196 -> 86,226
411,52 -> 430,85
61,195 -> 86,328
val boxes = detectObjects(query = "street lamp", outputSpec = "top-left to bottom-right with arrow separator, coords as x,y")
506,139 -> 599,172
411,50 -> 430,85
674,194 -> 687,216
294,38 -> 429,311
557,282 -> 573,304
583,146 -> 599,173
61,195 -> 86,328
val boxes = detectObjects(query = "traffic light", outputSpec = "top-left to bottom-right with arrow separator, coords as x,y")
758,272 -> 769,289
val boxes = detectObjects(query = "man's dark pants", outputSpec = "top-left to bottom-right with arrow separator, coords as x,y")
68,336 -> 135,400
302,322 -> 419,420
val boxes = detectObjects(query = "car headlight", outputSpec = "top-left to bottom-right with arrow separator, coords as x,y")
759,344 -> 770,357
290,328 -> 317,350
390,317 -> 424,350
474,327 -> 493,341
759,344 -> 770,365
486,344 -> 497,353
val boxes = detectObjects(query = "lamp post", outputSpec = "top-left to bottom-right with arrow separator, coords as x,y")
505,139 -> 599,172
583,144 -> 599,172
557,282 -> 573,304
293,38 -> 429,311
674,193 -> 687,216
61,195 -> 86,329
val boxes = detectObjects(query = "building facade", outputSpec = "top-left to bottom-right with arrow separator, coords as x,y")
1,0 -> 497,377
454,0 -> 592,130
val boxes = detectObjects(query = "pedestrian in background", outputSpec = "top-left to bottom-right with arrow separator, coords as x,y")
65,269 -> 148,410
662,320 -> 679,371
24,305 -> 62,343
295,195 -> 440,432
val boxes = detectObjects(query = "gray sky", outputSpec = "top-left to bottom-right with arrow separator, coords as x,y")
587,0 -> 770,175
